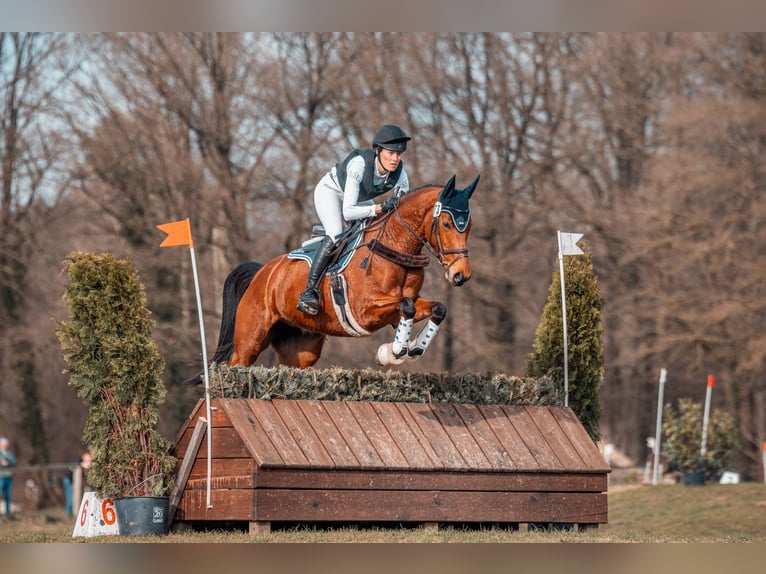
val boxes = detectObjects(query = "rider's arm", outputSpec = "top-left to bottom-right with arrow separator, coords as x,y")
395,168 -> 410,194
341,156 -> 378,221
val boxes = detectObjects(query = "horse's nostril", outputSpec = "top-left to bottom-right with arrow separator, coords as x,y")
453,272 -> 464,286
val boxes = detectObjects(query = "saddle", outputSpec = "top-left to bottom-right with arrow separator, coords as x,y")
287,220 -> 366,274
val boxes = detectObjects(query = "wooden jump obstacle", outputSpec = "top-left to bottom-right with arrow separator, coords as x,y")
170,397 -> 609,533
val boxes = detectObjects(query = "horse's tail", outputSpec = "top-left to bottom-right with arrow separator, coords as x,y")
185,261 -> 263,385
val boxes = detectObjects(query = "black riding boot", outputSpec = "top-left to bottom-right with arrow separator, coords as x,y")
297,236 -> 335,315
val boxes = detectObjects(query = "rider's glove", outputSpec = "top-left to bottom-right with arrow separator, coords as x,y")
380,194 -> 400,213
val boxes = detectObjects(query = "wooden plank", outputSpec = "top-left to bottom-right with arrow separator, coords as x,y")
502,405 -> 565,471
168,417 -> 206,527
345,401 -> 410,469
476,404 -> 540,470
392,403 -> 446,470
319,401 -> 386,469
254,490 -> 607,524
175,426 -> 250,459
270,399 -> 334,468
525,407 -> 588,471
452,404 -> 516,471
549,407 -> 611,472
430,404 -> 492,469
254,468 -> 608,492
175,488 -> 255,521
223,399 -> 286,467
186,458 -> 255,489
297,400 -> 361,469
241,399 -> 309,467
171,399 -> 204,448
370,402 -> 439,469
208,399 -> 234,427
399,403 -> 467,470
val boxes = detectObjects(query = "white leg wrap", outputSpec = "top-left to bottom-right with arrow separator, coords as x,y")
408,320 -> 440,357
391,316 -> 413,357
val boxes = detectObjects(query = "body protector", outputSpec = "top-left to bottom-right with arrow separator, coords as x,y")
335,148 -> 404,202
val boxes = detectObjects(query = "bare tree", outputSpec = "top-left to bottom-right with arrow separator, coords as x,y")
0,32 -> 82,462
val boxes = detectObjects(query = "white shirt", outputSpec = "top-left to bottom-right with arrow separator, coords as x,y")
335,155 -> 410,221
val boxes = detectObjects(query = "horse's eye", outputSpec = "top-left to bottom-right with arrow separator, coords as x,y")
442,219 -> 452,230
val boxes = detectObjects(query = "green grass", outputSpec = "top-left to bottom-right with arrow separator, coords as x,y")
2,482 -> 765,543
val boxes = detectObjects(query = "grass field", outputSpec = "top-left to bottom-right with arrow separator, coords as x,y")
2,481 -> 765,543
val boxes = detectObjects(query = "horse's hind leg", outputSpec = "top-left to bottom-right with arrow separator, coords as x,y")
270,322 -> 327,368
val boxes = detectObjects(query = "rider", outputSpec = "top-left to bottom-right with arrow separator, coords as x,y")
296,124 -> 411,315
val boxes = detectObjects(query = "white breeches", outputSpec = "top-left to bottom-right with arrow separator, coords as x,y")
313,172 -> 374,242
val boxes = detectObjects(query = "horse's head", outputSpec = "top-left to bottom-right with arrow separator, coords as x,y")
430,174 -> 479,286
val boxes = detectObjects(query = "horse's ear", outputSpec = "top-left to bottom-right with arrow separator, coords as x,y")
463,174 -> 480,199
440,175 -> 457,200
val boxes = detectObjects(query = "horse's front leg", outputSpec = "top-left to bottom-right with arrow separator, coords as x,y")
376,298 -> 415,366
406,301 -> 446,358
376,299 -> 446,366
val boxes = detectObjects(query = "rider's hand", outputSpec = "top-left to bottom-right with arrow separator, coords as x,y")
380,195 -> 399,213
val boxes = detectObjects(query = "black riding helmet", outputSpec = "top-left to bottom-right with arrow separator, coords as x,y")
372,124 -> 411,152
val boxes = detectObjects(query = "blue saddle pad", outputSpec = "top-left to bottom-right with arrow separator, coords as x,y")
287,221 -> 366,274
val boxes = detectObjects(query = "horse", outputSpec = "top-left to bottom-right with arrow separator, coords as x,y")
202,173 -> 479,375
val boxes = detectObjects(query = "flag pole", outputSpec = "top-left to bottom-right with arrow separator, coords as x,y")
557,231 -> 570,407
700,374 -> 715,457
762,442 -> 766,484
188,243 -> 213,509
157,218 -> 212,509
653,368 -> 667,485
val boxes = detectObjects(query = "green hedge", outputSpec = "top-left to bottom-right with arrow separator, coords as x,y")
206,364 -> 561,406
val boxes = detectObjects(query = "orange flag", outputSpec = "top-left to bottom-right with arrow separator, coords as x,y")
156,218 -> 193,248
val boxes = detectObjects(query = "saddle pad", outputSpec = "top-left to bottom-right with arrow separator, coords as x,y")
287,223 -> 365,274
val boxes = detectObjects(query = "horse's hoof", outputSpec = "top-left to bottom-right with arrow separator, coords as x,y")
376,343 -> 406,366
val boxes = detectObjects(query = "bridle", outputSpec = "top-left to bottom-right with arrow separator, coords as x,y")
393,199 -> 470,274
347,188 -> 470,273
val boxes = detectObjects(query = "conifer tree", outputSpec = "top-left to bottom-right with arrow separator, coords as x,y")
56,252 -> 176,498
525,248 -> 604,442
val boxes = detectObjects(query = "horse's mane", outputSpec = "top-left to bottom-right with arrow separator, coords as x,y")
412,183 -> 443,192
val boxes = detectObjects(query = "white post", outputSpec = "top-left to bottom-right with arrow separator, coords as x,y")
157,218 -> 213,509
653,368 -> 667,486
556,231 -> 584,408
557,232 -> 569,407
762,442 -> 766,484
188,245 -> 213,509
700,374 -> 715,456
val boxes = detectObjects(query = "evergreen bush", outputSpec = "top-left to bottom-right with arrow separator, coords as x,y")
56,252 -> 177,499
525,248 -> 604,442
662,398 -> 738,481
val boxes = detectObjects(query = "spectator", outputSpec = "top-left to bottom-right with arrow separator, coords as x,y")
0,436 -> 17,517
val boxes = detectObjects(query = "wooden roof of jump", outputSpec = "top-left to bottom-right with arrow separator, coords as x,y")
203,398 -> 609,474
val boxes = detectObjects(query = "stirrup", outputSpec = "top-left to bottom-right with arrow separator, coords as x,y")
297,289 -> 321,315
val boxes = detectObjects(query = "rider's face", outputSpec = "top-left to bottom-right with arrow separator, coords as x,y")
378,148 -> 404,172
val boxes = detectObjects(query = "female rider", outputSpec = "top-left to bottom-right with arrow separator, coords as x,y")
297,124 -> 411,315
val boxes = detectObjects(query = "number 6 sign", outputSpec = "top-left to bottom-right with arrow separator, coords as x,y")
72,492 -> 120,537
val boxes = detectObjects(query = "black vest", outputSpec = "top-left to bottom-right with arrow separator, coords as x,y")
335,148 -> 404,202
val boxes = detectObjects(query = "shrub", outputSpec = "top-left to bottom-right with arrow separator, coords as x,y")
662,398 -> 738,481
525,248 -> 604,442
56,252 -> 177,498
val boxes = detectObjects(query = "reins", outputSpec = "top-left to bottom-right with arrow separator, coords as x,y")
342,193 -> 469,273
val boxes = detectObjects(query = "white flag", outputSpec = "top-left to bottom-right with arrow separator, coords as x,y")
559,231 -> 584,256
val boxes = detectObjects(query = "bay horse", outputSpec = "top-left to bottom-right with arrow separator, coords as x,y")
205,174 -> 479,373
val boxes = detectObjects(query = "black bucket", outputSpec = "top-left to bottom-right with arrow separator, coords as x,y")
115,496 -> 169,535
682,469 -> 706,486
